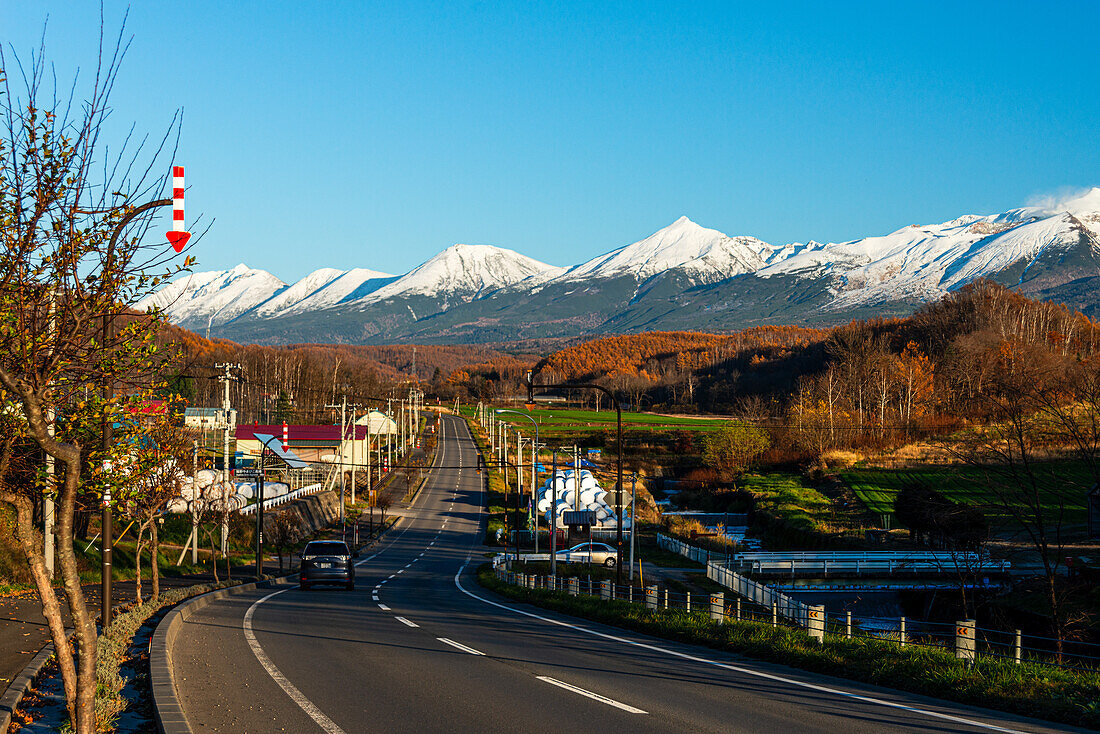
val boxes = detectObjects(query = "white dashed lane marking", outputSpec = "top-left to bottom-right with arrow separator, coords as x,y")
395,616 -> 419,628
378,603 -> 390,611
536,676 -> 647,715
437,638 -> 485,656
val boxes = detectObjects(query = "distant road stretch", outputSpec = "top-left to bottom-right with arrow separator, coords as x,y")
170,415 -> 1082,734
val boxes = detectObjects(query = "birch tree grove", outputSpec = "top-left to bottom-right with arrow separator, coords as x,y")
0,31 -> 189,732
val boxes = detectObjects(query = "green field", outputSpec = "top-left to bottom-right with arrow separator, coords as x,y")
741,472 -> 834,533
841,463 -> 1092,527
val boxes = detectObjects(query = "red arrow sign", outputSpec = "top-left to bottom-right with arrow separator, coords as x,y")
167,166 -> 191,252
167,231 -> 191,252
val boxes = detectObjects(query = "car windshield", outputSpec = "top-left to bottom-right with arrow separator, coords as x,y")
304,542 -> 349,556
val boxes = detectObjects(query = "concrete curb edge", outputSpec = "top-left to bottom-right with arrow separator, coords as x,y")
150,574 -> 294,734
0,639 -> 58,732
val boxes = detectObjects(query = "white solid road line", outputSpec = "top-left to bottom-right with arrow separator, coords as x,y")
536,676 -> 647,715
437,637 -> 485,656
394,616 -> 419,628
244,589 -> 347,734
453,564 -> 1037,734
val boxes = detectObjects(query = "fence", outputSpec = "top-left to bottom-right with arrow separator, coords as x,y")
657,533 -> 715,565
239,483 -> 324,515
631,540 -> 1100,672
730,551 -> 1010,576
707,560 -> 810,625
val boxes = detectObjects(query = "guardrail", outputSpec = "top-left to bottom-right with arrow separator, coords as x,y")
657,533 -> 715,565
238,483 -> 324,516
707,560 -> 810,625
494,565 -> 1100,672
733,552 -> 1010,575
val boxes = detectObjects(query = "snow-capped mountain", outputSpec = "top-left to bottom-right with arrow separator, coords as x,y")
759,188 -> 1100,309
142,188 -> 1100,344
256,267 -> 396,317
358,244 -> 561,308
561,216 -> 773,285
137,264 -> 286,331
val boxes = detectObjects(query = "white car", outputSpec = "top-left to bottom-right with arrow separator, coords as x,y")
554,542 -> 618,567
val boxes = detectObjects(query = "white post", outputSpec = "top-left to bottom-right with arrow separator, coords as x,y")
1014,629 -> 1022,664
956,619 -> 976,663
899,616 -> 906,648
710,593 -> 724,622
808,605 -> 825,643
845,610 -> 852,639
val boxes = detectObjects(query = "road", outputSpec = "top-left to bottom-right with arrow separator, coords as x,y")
170,415 -> 1084,733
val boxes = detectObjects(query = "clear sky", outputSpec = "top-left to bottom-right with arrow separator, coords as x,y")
4,1 -> 1099,281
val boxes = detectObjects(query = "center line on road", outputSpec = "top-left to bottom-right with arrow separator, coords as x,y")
437,637 -> 485,656
394,616 -> 419,628
536,676 -> 647,714
396,569 -> 404,574
372,594 -> 379,601
378,603 -> 390,611
387,574 -> 395,579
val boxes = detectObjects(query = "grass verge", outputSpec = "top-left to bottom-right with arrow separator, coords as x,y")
477,565 -> 1100,729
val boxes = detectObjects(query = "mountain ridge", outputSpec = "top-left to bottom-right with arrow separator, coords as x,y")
138,188 -> 1100,343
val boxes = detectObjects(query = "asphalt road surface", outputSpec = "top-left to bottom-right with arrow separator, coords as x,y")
171,415 -> 1086,733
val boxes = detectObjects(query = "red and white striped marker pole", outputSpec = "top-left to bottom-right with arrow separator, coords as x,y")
166,165 -> 192,253
282,421 -> 289,453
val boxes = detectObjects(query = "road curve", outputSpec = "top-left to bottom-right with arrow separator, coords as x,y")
170,415 -> 1086,733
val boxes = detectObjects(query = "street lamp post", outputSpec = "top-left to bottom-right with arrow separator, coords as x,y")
495,409 -> 540,554
526,373 -> 625,584
101,196 -> 172,627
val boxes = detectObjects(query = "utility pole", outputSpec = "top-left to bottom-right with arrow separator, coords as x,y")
550,448 -> 558,576
191,440 -> 199,564
325,396 -> 349,533
214,363 -> 241,554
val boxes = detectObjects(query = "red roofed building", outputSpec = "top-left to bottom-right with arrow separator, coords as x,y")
235,424 -> 375,464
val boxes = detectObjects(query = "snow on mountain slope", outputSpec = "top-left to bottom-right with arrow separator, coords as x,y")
254,268 -> 344,316
136,264 -> 286,328
257,267 -> 395,317
759,193 -> 1100,307
357,244 -> 560,308
559,216 -> 773,284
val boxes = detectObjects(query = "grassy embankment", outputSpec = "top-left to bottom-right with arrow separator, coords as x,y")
478,565 -> 1100,729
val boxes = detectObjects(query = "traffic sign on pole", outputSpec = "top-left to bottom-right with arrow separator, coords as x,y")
166,165 -> 192,252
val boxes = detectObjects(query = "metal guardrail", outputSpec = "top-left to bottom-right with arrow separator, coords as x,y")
238,483 -> 324,515
495,564 -> 1100,672
656,533 -> 715,565
707,560 -> 810,625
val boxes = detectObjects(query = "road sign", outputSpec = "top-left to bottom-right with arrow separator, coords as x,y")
166,166 -> 192,252
236,467 -> 262,479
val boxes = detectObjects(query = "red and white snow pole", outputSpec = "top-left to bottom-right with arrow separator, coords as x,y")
282,421 -> 289,453
166,165 -> 192,253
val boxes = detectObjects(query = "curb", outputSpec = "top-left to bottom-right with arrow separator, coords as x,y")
0,640 -> 58,732
150,574 -> 295,734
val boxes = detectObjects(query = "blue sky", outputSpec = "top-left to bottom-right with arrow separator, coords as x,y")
4,1 -> 1099,281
